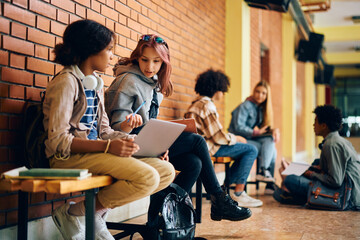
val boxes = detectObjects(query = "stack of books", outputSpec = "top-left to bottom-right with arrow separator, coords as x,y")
1,166 -> 92,180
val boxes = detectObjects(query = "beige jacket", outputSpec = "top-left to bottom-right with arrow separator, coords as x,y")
43,65 -> 128,158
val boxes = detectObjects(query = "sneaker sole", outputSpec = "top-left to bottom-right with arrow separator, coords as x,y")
210,211 -> 252,221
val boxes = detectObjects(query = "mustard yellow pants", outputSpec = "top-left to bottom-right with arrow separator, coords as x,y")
50,153 -> 175,209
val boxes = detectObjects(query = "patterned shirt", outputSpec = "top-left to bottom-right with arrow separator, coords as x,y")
184,96 -> 237,155
80,89 -> 98,140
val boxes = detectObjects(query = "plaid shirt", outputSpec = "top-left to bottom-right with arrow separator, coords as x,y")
184,96 -> 237,155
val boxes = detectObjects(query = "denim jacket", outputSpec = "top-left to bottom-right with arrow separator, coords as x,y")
228,99 -> 263,139
43,65 -> 128,158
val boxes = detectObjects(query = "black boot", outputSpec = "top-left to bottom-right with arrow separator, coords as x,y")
210,191 -> 252,221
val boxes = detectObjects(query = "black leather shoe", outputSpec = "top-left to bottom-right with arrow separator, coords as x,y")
210,191 -> 252,221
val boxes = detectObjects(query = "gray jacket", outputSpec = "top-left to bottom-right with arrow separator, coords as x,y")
105,64 -> 163,131
312,131 -> 360,209
228,99 -> 263,138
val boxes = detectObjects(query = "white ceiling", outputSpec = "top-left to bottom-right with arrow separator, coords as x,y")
310,0 -> 360,56
312,0 -> 360,27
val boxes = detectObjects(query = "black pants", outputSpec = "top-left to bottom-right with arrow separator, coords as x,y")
168,132 -> 222,194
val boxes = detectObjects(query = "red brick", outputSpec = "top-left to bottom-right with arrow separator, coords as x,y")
0,99 -> 25,114
127,0 -> 142,12
3,35 -> 34,56
105,19 -> 115,32
101,4 -> 118,21
70,14 -> 82,24
35,45 -> 49,60
28,28 -> 55,47
115,2 -> 130,17
11,22 -> 26,40
10,53 -> 25,69
1,67 -> 33,86
138,0 -> 152,9
74,0 -> 91,8
87,9 -> 106,25
0,50 -> 9,66
127,19 -> 142,32
51,0 -> 75,13
0,147 -> 9,161
0,18 -> 10,34
35,74 -> 48,88
13,0 -> 28,8
26,87 -> 44,101
9,84 -> 25,99
115,23 -> 131,38
27,57 -> 54,75
0,194 -> 18,210
29,0 -> 57,20
75,4 -> 86,18
3,3 -> 36,27
0,115 -> 9,130
57,9 -> 69,24
0,83 -> 9,98
50,21 -> 66,37
36,16 -> 50,32
91,0 -> 101,12
106,0 -> 115,8
8,115 -> 22,130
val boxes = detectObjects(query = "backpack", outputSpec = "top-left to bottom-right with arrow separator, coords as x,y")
145,183 -> 196,240
22,91 -> 49,168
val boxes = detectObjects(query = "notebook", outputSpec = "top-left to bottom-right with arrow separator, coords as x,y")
133,119 -> 186,157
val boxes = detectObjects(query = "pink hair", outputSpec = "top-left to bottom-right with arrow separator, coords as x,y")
118,34 -> 173,96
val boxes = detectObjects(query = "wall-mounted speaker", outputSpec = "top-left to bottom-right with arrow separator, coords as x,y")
245,0 -> 291,13
323,64 -> 335,86
297,32 -> 324,63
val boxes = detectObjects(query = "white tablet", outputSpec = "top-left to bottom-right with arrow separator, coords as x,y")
133,119 -> 186,157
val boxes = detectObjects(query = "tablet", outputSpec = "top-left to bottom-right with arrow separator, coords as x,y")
133,119 -> 186,157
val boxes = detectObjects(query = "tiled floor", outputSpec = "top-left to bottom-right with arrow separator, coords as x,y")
117,184 -> 360,240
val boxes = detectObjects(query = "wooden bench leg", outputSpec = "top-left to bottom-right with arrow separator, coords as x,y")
85,188 -> 96,240
18,191 -> 28,240
195,178 -> 202,223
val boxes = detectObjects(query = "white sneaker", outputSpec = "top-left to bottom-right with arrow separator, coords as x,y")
52,202 -> 85,240
230,191 -> 263,208
256,170 -> 275,182
95,212 -> 115,240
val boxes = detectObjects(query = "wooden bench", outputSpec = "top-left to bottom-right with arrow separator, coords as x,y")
0,175 -> 113,240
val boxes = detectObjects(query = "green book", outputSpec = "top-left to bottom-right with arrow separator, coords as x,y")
19,168 -> 89,177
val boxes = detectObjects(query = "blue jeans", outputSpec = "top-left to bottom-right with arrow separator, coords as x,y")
213,143 -> 258,185
284,175 -> 311,204
247,136 -> 276,175
168,132 -> 222,194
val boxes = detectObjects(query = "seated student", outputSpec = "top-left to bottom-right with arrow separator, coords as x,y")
105,34 -> 251,221
274,105 -> 360,210
184,69 -> 262,207
44,20 -> 175,240
228,80 -> 280,194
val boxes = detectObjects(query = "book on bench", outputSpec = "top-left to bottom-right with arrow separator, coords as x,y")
1,166 -> 92,180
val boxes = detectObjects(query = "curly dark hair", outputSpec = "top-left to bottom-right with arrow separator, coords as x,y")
53,19 -> 115,66
194,69 -> 230,98
314,105 -> 343,132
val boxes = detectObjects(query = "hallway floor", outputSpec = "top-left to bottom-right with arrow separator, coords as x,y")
120,184 -> 360,240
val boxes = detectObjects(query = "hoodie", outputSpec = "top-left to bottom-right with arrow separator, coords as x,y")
105,63 -> 163,132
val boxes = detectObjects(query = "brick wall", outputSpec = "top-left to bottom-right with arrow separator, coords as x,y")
0,0 -> 226,228
250,8 -> 283,165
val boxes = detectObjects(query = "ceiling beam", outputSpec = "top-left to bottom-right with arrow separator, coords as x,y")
334,68 -> 360,78
325,52 -> 360,65
314,25 -> 360,42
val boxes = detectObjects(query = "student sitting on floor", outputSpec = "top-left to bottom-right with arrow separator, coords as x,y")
184,69 -> 262,208
273,105 -> 360,210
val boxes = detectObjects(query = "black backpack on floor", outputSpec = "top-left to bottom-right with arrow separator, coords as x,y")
145,183 -> 196,240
